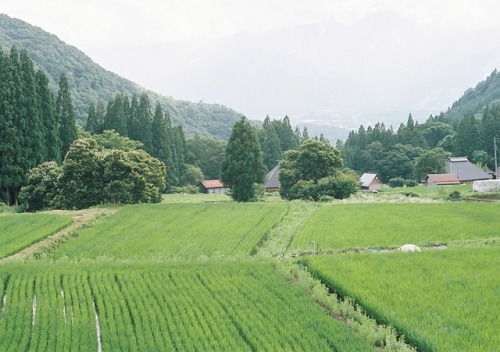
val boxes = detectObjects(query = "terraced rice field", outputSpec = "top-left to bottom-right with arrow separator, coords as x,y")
0,262 -> 372,352
50,203 -> 288,260
0,213 -> 72,259
301,246 -> 500,351
291,203 -> 500,251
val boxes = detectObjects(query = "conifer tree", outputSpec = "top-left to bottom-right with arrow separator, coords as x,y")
86,102 -> 98,134
19,49 -> 45,168
127,95 -> 140,141
262,124 -> 282,170
56,73 -> 77,158
136,93 -> 153,153
36,70 -> 61,164
0,47 -> 23,205
221,116 -> 265,202
151,103 -> 174,190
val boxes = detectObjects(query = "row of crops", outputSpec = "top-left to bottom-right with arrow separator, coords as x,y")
0,262 -> 372,351
0,213 -> 72,259
300,246 -> 500,351
50,203 -> 289,260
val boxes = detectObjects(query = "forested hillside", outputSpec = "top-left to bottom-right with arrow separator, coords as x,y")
0,14 -> 241,139
443,69 -> 500,121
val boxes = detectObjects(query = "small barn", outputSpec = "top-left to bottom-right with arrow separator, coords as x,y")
200,180 -> 228,194
446,157 -> 492,184
425,173 -> 460,186
359,173 -> 382,192
264,165 -> 280,192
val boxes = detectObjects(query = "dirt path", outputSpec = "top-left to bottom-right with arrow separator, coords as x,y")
0,207 -> 118,263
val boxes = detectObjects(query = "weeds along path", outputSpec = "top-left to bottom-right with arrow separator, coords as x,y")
0,208 -> 119,263
254,201 -> 319,259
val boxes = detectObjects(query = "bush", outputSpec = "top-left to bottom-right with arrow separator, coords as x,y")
388,177 -> 405,188
404,179 -> 418,187
401,191 -> 419,198
448,191 -> 461,200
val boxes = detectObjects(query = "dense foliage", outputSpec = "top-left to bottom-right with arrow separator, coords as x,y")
221,117 -> 266,202
19,136 -> 166,210
279,139 -> 357,200
86,95 -> 187,190
0,46 -> 75,206
0,14 -> 242,138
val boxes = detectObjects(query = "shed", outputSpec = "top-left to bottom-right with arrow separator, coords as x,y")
446,157 -> 491,184
200,180 -> 228,194
359,173 -> 382,192
425,173 -> 460,186
264,165 -> 280,192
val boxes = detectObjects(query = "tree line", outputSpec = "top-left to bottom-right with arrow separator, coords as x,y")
0,46 -> 77,205
339,108 -> 500,185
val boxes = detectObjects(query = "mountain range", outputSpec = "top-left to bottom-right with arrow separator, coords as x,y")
2,13 -> 500,141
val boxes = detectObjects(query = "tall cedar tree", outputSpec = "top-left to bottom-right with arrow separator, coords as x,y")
103,94 -> 127,136
85,102 -> 98,134
151,103 -> 174,190
0,48 -> 23,205
136,93 -> 153,153
19,50 -> 45,169
221,116 -> 265,202
36,70 -> 61,163
56,73 -> 77,158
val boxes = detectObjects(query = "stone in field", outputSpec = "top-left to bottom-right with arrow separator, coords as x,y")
398,244 -> 421,252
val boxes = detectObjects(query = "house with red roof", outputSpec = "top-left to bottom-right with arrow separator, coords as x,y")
200,180 -> 228,194
425,173 -> 461,186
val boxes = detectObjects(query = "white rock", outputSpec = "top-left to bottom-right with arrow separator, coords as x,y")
398,244 -> 421,253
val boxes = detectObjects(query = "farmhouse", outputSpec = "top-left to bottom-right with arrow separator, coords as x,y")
446,157 -> 491,184
425,173 -> 460,186
264,165 -> 280,192
200,180 -> 228,194
359,173 -> 382,192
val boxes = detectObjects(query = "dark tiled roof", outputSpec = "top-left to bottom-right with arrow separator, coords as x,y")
446,157 -> 491,182
264,165 -> 280,189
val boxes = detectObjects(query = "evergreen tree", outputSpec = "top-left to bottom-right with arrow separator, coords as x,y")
36,70 -> 61,164
0,47 -> 23,205
95,100 -> 106,134
172,125 -> 187,183
127,95 -> 140,141
136,93 -> 153,153
454,115 -> 481,157
221,116 -> 265,202
481,105 -> 500,164
56,73 -> 77,158
19,49 -> 45,168
261,124 -> 282,170
103,94 -> 127,136
151,103 -> 173,190
85,102 -> 98,134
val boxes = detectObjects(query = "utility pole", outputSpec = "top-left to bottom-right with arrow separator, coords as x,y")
495,137 -> 498,179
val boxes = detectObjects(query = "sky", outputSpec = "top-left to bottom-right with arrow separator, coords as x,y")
2,0 -> 500,129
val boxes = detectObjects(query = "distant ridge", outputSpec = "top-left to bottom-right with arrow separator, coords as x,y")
442,69 -> 500,120
0,13 -> 241,139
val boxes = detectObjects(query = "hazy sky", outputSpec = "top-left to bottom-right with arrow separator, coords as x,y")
3,0 -> 500,128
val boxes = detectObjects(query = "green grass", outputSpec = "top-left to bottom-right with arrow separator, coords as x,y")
0,261 -> 373,352
301,246 -> 500,351
50,203 -> 289,260
379,184 -> 471,197
162,193 -> 232,203
0,213 -> 72,259
291,202 -> 500,251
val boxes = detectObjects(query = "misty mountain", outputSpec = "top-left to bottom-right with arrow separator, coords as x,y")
0,14 -> 241,139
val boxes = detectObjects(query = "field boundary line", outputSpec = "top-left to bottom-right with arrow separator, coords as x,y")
0,208 -> 119,263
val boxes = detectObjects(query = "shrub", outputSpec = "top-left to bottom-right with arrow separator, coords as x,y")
448,190 -> 461,200
388,177 -> 405,188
